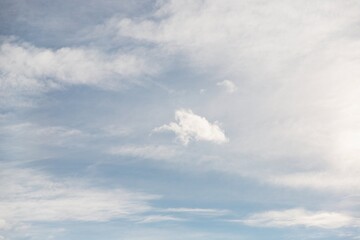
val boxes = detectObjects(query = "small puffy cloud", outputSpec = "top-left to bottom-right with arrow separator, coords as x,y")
238,208 -> 357,229
217,80 -> 237,93
154,109 -> 228,145
108,145 -> 177,160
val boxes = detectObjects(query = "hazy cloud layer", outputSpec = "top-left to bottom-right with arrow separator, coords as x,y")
113,0 -> 360,193
2,0 -> 360,239
217,80 -> 237,93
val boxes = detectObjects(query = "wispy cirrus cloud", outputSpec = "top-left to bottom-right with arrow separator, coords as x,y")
134,207 -> 231,224
163,208 -> 230,216
236,208 -> 359,229
0,167 -> 158,231
3,0 -> 360,239
1,122 -> 83,139
108,145 -> 178,160
0,166 -> 234,238
0,39 -> 156,107
137,215 -> 184,224
0,122 -> 87,159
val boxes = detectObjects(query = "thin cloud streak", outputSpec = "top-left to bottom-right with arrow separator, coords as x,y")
163,208 -> 230,216
0,167 -> 157,230
236,208 -> 359,229
108,145 -> 178,160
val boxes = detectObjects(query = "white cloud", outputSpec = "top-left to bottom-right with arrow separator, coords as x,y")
163,208 -> 230,216
115,0 -> 360,77
112,0 -> 360,193
2,122 -> 83,137
0,219 -> 8,230
0,122 -> 85,147
108,145 -> 178,160
268,171 -> 360,192
154,109 -> 228,145
115,226 -> 240,240
0,167 -> 157,230
217,80 -> 237,93
0,40 -> 155,107
137,215 -> 184,223
238,208 -> 357,229
102,125 -> 132,137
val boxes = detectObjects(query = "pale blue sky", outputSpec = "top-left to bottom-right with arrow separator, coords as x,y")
1,1 -> 360,239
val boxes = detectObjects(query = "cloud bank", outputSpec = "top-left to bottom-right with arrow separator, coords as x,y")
111,0 -> 360,193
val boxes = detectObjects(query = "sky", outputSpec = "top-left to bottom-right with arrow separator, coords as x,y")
1,0 -> 360,239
